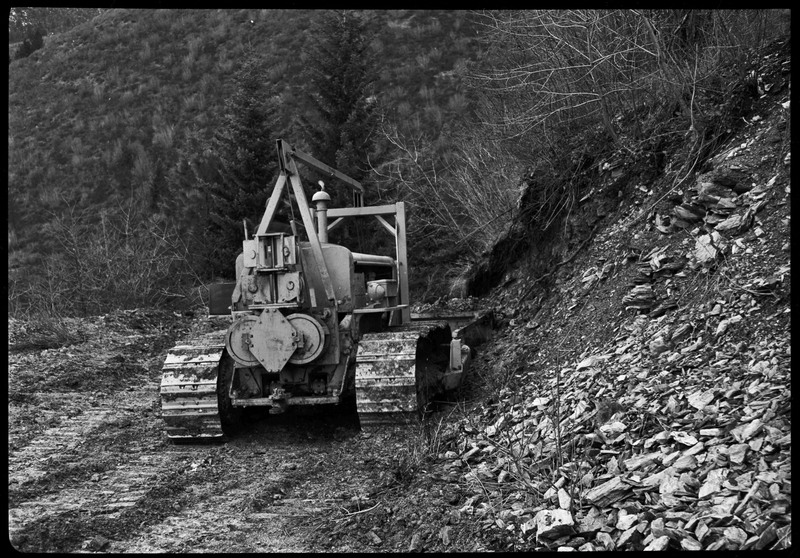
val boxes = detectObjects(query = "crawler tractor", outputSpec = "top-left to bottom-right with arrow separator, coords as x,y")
159,140 -> 491,440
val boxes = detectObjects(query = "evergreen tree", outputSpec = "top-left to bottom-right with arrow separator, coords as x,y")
301,10 -> 378,203
204,55 -> 285,277
15,26 -> 45,60
301,10 -> 385,254
147,158 -> 167,213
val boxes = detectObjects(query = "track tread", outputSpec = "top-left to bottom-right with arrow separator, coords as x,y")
355,320 -> 450,428
159,329 -> 228,440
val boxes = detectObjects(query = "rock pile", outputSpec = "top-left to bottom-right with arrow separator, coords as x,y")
437,308 -> 790,550
431,67 -> 790,551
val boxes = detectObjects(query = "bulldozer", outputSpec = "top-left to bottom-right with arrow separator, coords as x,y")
159,139 -> 492,440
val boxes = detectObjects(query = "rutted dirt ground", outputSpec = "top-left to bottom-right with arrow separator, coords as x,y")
8,311 -> 426,552
8,39 -> 790,553
8,309 -> 489,553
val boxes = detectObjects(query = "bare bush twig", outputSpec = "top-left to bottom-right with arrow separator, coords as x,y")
10,195 -> 199,318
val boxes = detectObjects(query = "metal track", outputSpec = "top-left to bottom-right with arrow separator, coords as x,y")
354,321 -> 450,427
159,329 -> 228,440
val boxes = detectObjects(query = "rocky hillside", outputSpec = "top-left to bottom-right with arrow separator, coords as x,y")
303,38 -> 791,552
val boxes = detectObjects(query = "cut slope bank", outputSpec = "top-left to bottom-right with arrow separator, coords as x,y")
306,36 -> 791,552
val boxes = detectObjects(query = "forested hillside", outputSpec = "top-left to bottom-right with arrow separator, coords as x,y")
8,9 -> 790,318
8,8 -> 484,314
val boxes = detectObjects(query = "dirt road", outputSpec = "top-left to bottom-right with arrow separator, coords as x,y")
9,310 -> 420,553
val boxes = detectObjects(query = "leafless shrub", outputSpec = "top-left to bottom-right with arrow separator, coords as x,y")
471,9 -> 786,145
9,196 -> 199,318
460,8 -> 788,254
373,122 -> 523,262
121,89 -> 134,104
92,81 -> 105,100
132,149 -> 154,184
139,40 -> 151,62
152,123 -> 175,149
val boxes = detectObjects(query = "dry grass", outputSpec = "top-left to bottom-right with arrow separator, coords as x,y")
8,311 -> 88,352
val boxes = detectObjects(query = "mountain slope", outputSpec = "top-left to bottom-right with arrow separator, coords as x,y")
8,8 -> 481,259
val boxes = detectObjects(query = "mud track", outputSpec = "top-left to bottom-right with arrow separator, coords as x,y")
9,385 -> 372,552
8,313 -> 398,553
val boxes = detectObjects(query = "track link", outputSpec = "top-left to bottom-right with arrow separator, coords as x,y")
159,329 -> 228,440
354,321 -> 451,427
